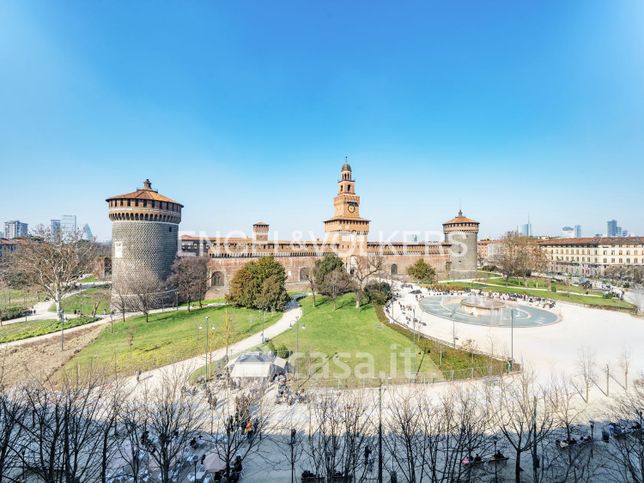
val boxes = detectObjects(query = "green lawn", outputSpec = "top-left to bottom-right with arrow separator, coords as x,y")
49,288 -> 111,315
78,275 -> 98,283
64,305 -> 281,377
178,298 -> 225,308
444,281 -> 636,311
483,276 -> 602,295
0,288 -> 43,310
266,294 -> 444,387
0,316 -> 97,344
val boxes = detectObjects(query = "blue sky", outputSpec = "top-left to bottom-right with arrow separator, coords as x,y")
1,0 -> 643,241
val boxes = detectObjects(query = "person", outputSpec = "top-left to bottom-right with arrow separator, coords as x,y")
364,445 -> 372,467
474,454 -> 482,463
136,370 -> 141,383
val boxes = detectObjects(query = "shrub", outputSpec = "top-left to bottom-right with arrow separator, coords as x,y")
226,257 -> 289,311
407,259 -> 437,284
364,281 -> 392,305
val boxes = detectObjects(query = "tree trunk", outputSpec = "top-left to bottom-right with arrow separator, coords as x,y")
55,291 -> 64,324
355,290 -> 361,309
515,451 -> 522,482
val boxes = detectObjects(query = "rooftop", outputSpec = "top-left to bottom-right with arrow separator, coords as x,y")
539,236 -> 644,246
106,179 -> 183,206
443,210 -> 479,225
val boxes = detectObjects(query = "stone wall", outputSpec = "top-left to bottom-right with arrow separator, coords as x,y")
111,221 -> 179,284
205,252 -> 450,298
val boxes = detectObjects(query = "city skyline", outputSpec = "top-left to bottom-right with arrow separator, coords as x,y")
1,1 -> 643,240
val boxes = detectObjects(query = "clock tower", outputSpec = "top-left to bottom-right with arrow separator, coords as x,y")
324,159 -> 370,256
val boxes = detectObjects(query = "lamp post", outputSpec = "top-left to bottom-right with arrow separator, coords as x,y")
290,428 -> 297,483
510,308 -> 515,367
492,436 -> 499,482
451,308 -> 458,348
295,315 -> 305,383
199,316 -> 212,381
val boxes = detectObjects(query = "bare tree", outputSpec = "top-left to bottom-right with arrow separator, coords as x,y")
5,227 -> 95,324
168,256 -> 208,311
0,381 -> 25,482
304,392 -> 373,481
323,268 -> 353,310
123,269 -> 164,323
494,232 -> 546,283
18,371 -> 120,483
606,378 -> 644,483
142,370 -> 204,483
307,264 -> 318,307
209,386 -> 274,480
492,371 -> 554,482
111,277 -> 130,323
546,375 -> 601,482
350,256 -> 384,309
577,346 -> 596,402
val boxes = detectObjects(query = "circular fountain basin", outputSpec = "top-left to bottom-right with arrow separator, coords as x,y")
418,295 -> 560,328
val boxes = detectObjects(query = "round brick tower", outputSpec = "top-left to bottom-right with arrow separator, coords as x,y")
106,179 -> 183,291
443,210 -> 479,279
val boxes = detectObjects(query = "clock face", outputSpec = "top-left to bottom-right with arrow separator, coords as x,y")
348,203 -> 356,213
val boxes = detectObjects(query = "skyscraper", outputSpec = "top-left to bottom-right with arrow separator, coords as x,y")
4,220 -> 29,239
61,215 -> 77,238
81,224 -> 93,241
51,219 -> 61,240
562,226 -> 575,238
574,225 -> 582,238
607,220 -> 618,237
520,223 -> 532,237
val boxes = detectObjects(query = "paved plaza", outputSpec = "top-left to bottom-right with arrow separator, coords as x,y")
392,283 -> 644,387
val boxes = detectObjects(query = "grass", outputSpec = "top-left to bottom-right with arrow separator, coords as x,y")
444,280 -> 637,311
482,276 -> 602,295
178,298 -> 225,308
264,294 -> 444,387
0,288 -> 43,310
78,275 -> 98,283
0,316 -> 97,344
373,305 -> 510,376
64,305 -> 281,377
49,288 -> 111,315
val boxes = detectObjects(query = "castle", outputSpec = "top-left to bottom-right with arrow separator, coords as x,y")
106,179 -> 183,300
179,162 -> 480,296
107,165 -> 479,300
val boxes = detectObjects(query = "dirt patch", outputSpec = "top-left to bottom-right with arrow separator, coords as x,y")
0,325 -> 105,386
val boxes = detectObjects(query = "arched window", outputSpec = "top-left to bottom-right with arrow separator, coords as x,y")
299,267 -> 310,281
391,264 -> 398,276
211,271 -> 224,287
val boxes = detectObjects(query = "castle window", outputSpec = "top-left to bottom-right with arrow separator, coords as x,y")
169,226 -> 172,232
211,271 -> 224,286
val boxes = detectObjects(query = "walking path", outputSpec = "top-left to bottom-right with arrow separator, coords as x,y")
0,301 -> 226,349
126,298 -> 303,391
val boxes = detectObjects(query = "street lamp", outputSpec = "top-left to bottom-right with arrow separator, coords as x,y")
492,436 -> 499,482
199,316 -> 215,382
294,315 -> 305,383
510,308 -> 515,366
450,308 -> 458,348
